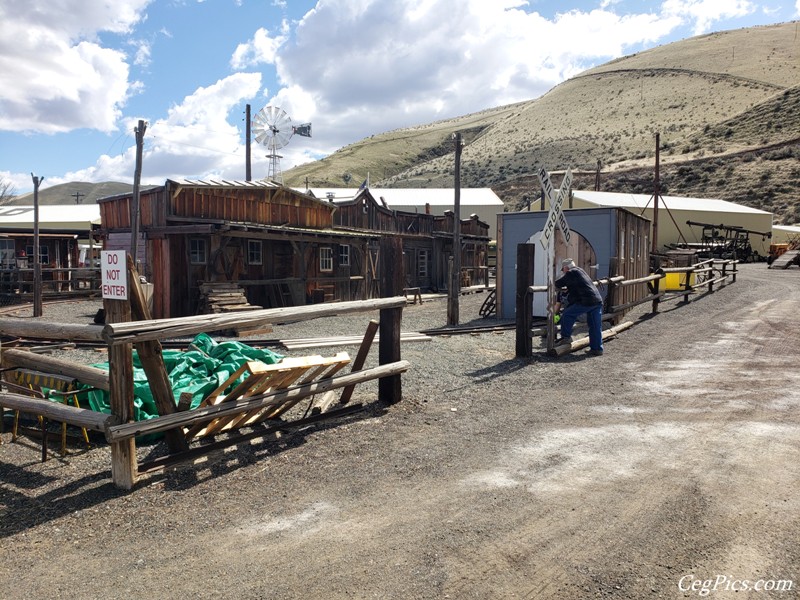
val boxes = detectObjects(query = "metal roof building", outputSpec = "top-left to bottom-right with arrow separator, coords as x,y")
566,190 -> 774,257
301,187 -> 505,239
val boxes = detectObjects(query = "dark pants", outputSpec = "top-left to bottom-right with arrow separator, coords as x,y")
560,302 -> 603,352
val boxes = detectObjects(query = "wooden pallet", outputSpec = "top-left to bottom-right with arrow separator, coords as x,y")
184,353 -> 351,441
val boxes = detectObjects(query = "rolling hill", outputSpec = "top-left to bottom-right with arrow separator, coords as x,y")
284,21 -> 800,224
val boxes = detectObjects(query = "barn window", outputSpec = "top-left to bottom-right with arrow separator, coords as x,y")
339,244 -> 350,267
247,240 -> 262,265
189,239 -> 207,264
418,249 -> 429,277
0,239 -> 14,268
26,245 -> 49,264
320,247 -> 333,272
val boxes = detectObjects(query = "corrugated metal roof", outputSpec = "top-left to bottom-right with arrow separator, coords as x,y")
301,187 -> 504,206
169,178 -> 282,188
0,204 -> 101,227
573,190 -> 771,215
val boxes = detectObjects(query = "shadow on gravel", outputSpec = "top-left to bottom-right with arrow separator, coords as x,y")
0,405 -> 385,535
138,403 -> 388,492
0,465 -> 121,538
466,356 -> 532,383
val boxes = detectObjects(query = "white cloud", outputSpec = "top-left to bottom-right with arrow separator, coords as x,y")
0,0 -> 151,134
48,73 -> 263,186
660,0 -> 756,35
231,23 -> 290,69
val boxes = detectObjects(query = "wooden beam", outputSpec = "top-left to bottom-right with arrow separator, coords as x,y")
0,392 -> 116,431
0,320 -> 105,342
339,320 -> 379,406
102,296 -> 407,346
127,255 -> 188,454
548,321 -> 634,357
106,360 -> 411,442
1,348 -> 110,391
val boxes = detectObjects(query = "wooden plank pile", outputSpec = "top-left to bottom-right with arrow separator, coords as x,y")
198,282 -> 261,314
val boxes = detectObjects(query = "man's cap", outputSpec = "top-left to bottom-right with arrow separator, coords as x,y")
561,258 -> 575,269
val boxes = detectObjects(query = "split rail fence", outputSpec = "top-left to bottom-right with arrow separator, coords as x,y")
516,253 -> 738,357
0,245 -> 409,491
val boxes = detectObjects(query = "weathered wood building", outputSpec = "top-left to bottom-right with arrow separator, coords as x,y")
331,189 -> 491,292
98,180 -> 377,318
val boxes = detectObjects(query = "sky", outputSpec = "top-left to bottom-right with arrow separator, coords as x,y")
1,0 -> 798,196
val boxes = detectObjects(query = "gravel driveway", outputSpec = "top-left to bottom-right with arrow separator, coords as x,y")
1,264 -> 798,599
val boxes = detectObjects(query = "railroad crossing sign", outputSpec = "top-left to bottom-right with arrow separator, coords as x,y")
536,166 -> 572,250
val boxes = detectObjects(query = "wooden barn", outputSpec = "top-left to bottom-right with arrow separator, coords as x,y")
331,189 -> 490,292
98,180 -> 377,318
496,207 -> 651,319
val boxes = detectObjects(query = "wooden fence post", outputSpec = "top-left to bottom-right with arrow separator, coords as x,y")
682,268 -> 693,303
379,237 -> 403,404
515,243 -> 535,358
650,269 -> 662,314
127,255 -> 188,453
106,295 -> 137,490
731,261 -> 737,283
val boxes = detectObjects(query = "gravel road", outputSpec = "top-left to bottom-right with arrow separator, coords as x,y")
1,264 -> 798,599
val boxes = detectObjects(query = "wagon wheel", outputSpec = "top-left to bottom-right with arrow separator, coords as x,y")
479,288 -> 496,318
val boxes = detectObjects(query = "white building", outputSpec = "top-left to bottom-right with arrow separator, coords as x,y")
301,187 -> 505,239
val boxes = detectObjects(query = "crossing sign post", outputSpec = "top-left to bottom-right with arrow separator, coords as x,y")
535,166 -> 573,352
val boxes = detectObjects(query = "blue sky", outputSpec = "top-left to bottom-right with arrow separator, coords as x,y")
1,0 -> 798,196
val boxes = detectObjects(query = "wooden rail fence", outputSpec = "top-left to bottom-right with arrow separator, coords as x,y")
516,255 -> 738,358
0,245 -> 409,490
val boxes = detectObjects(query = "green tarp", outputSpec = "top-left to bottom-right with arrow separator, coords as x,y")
81,333 -> 283,423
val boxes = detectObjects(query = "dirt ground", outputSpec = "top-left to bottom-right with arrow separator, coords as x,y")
1,264 -> 798,599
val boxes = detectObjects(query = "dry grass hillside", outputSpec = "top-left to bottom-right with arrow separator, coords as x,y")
285,21 -> 800,224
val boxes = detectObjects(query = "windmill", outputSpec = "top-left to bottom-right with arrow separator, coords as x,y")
251,106 -> 312,183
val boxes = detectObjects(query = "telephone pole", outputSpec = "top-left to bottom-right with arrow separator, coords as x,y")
131,120 -> 146,264
72,191 -> 85,204
31,173 -> 43,317
447,132 -> 463,326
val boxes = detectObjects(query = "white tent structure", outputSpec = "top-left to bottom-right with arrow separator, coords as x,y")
772,224 -> 800,245
0,204 -> 101,232
565,190 -> 773,258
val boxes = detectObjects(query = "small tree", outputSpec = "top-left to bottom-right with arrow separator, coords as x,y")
0,177 -> 16,205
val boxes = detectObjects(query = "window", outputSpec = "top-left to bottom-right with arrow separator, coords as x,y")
320,247 -> 333,272
0,239 -> 14,268
25,245 -> 49,264
418,249 -> 429,278
247,240 -> 262,265
189,239 -> 207,264
339,244 -> 350,267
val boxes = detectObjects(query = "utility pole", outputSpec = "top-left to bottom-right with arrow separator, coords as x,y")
72,191 -> 85,204
131,120 -> 146,265
447,132 -> 463,326
245,104 -> 252,181
652,132 -> 660,254
31,173 -> 43,317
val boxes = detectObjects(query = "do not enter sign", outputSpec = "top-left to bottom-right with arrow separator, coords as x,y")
101,250 -> 128,300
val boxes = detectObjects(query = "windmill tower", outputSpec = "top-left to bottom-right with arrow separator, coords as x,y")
251,106 -> 311,183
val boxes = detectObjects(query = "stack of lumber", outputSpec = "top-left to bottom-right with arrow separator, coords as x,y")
198,282 -> 261,314
198,282 -> 270,338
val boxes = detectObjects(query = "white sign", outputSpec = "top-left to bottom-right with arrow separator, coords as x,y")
101,250 -> 128,300
537,166 -> 573,250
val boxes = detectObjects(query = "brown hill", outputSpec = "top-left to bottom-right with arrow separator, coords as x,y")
284,21 -> 800,224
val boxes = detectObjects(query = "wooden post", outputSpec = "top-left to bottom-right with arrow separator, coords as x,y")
339,320 -> 379,406
127,255 -> 188,453
515,243 -> 535,358
378,238 -> 403,404
105,294 -> 137,490
731,261 -> 737,283
31,174 -> 43,317
682,268 -> 693,303
130,120 -> 146,265
651,269 -> 662,314
447,132 -> 463,326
